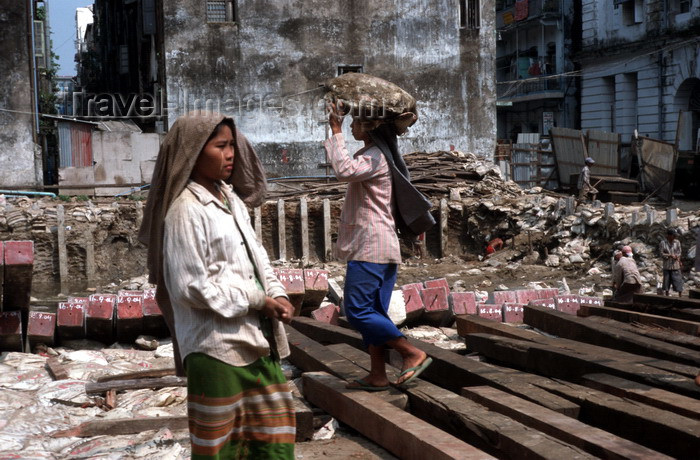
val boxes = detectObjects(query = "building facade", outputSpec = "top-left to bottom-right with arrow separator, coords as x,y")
162,0 -> 497,177
0,0 -> 45,188
495,0 -> 580,140
579,0 -> 700,149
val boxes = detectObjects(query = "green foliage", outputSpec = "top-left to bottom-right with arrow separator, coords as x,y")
75,195 -> 90,201
58,195 -> 71,202
35,6 -> 46,21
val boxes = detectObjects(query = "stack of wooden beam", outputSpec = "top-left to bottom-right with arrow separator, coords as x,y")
268,150 -> 521,200
284,293 -> 699,459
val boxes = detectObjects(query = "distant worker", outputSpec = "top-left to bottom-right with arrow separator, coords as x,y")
611,249 -> 623,283
660,228 -> 683,297
612,246 -> 643,303
577,157 -> 598,202
485,237 -> 504,257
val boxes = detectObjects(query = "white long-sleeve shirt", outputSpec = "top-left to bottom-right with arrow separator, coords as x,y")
163,180 -> 289,367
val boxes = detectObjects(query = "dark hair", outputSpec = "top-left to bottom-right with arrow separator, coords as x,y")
205,119 -> 235,145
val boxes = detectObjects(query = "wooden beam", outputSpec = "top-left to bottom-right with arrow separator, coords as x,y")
579,303 -> 700,336
606,299 -> 700,323
459,313 -> 698,388
633,293 -> 700,309
523,304 -> 700,366
581,373 -> 700,421
302,372 -> 496,460
285,325 -> 407,409
439,198 -> 448,258
585,315 -> 700,351
51,416 -> 189,437
253,206 -> 262,241
465,333 -> 700,398
57,205 -> 68,293
46,357 -> 69,380
456,314 -> 543,341
327,344 -> 595,460
96,367 -> 176,383
277,199 -> 286,261
291,317 -> 580,415
528,378 -> 700,459
322,198 -> 332,262
300,197 -> 309,264
51,402 -> 313,442
85,376 -> 187,395
84,227 -> 96,286
461,385 -> 671,460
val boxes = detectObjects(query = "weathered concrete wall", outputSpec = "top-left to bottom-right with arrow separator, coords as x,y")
0,4 -> 42,187
162,0 -> 496,177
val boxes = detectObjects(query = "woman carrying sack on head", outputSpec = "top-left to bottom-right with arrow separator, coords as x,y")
139,112 -> 296,459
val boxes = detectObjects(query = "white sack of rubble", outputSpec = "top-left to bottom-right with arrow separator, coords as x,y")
387,290 -> 407,326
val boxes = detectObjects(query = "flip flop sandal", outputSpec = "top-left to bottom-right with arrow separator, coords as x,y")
396,357 -> 433,386
346,378 -> 390,391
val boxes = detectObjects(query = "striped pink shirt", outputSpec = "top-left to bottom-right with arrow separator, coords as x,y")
324,133 -> 401,264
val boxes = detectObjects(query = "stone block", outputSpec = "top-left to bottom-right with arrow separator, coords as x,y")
57,301 -> 85,341
529,298 -> 556,310
3,240 -> 34,311
577,296 -> 603,307
0,311 -> 23,352
87,294 -> 116,343
503,303 -> 525,323
449,292 -> 477,315
555,295 -> 581,315
67,296 -> 89,305
116,292 -> 143,343
514,289 -> 539,305
302,269 -> 329,312
311,303 -> 340,325
400,286 -> 424,321
424,278 -> 450,294
142,288 -> 169,337
477,304 -> 503,322
27,311 -> 56,347
536,289 -> 559,300
277,268 -> 305,316
402,282 -> 424,293
490,290 -> 517,304
422,286 -> 451,326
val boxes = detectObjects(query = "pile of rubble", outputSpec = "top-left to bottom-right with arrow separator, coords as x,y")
0,195 -> 131,234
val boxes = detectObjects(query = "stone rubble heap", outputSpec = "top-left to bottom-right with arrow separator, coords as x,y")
0,195 -> 130,234
456,185 -> 700,292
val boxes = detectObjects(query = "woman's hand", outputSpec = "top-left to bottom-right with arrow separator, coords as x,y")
274,296 -> 295,324
327,101 -> 344,135
261,296 -> 294,324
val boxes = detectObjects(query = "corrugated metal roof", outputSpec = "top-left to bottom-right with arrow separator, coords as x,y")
96,120 -> 142,132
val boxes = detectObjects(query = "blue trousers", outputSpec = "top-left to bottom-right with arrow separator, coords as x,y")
344,261 -> 403,346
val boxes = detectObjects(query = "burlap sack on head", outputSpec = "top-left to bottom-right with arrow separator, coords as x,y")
324,72 -> 418,135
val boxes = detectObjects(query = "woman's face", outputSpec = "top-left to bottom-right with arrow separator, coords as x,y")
350,119 -> 371,143
192,124 -> 235,183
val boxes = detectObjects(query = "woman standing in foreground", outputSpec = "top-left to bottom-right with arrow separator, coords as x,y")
324,103 -> 432,390
139,113 -> 296,459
